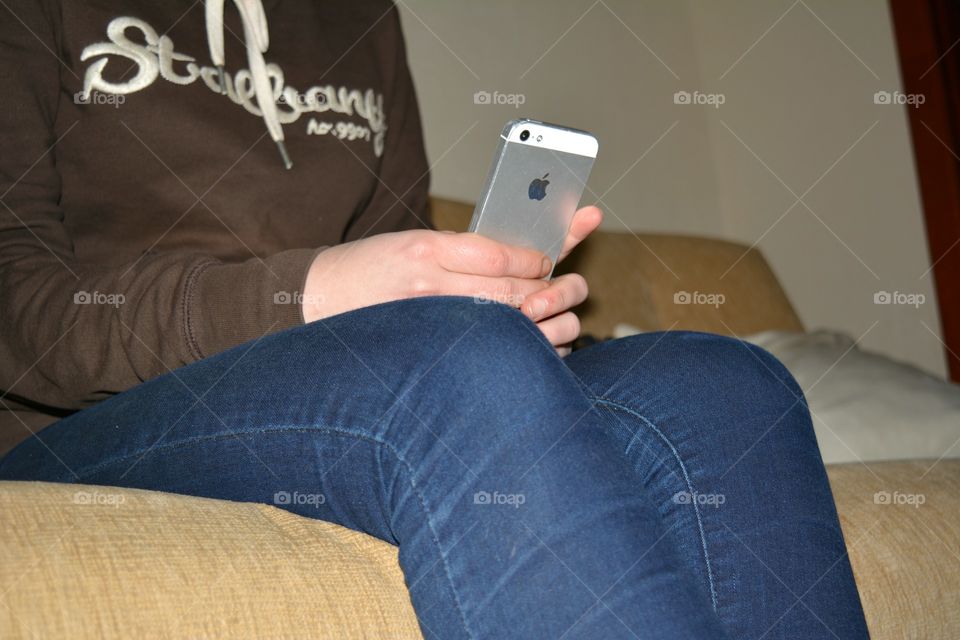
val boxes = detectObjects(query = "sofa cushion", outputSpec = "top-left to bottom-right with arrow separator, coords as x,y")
827,460 -> 960,638
3,461 -> 959,639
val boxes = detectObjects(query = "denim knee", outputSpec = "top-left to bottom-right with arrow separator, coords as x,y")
684,333 -> 804,404
422,297 -> 558,383
383,296 -> 570,422
668,332 -> 815,453
583,331 -> 814,450
290,296 -> 574,449
300,297 -> 605,515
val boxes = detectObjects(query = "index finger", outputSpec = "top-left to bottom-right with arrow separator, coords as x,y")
436,233 -> 551,279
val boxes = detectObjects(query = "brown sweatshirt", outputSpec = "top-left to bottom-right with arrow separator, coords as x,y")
0,0 -> 430,446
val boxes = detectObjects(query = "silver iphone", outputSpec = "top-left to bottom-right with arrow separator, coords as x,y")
469,119 -> 599,275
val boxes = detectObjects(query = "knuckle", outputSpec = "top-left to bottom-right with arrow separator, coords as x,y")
556,313 -> 580,343
561,312 -> 580,342
503,281 -> 523,306
409,276 -> 436,295
539,312 -> 581,346
572,274 -> 588,303
405,232 -> 436,262
553,287 -> 566,312
559,274 -> 587,306
487,281 -> 515,306
483,247 -> 509,274
572,272 -> 588,291
406,241 -> 431,262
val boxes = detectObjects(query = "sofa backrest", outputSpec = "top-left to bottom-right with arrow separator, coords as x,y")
428,197 -> 804,338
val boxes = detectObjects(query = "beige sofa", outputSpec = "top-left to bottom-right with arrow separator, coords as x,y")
1,197 -> 958,638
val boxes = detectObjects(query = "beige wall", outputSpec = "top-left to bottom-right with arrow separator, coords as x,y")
398,0 -> 947,378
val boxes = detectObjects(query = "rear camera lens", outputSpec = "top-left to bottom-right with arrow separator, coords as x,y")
520,130 -> 530,141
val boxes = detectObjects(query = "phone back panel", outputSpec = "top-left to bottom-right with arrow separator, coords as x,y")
469,121 -> 596,272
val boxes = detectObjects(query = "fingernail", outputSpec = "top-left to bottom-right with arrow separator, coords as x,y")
541,257 -> 552,274
527,298 -> 547,319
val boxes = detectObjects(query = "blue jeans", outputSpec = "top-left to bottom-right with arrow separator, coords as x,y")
0,297 -> 868,639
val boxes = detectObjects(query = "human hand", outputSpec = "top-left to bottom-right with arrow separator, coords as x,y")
303,205 -> 602,355
302,229 -> 552,323
519,205 -> 603,356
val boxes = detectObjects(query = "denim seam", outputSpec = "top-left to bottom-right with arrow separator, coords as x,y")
592,397 -> 719,612
74,424 -> 476,640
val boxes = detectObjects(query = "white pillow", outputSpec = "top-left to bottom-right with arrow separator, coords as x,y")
743,330 -> 960,464
612,324 -> 960,464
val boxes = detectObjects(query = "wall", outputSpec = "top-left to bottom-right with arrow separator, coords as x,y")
398,0 -> 947,377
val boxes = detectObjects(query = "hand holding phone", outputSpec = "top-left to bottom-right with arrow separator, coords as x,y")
469,119 -> 601,353
302,119 -> 600,355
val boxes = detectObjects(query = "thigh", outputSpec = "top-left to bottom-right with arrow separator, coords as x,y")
0,297 -> 483,542
1,297 -> 561,639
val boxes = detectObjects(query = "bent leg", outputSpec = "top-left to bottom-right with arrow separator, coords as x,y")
2,298 -> 728,640
565,331 -> 869,639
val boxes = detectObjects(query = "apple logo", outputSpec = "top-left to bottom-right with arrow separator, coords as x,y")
528,173 -> 550,201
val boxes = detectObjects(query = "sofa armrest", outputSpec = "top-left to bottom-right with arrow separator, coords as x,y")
0,481 -> 422,638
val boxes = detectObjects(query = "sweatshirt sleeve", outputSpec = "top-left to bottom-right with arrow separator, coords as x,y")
343,3 -> 432,239
0,0 -> 316,411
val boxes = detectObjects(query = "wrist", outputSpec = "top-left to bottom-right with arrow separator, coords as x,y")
301,246 -> 341,323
